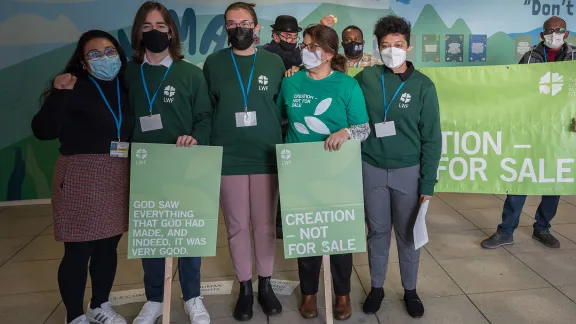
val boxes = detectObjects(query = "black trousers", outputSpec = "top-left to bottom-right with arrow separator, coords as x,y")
297,254 -> 353,296
58,235 -> 122,322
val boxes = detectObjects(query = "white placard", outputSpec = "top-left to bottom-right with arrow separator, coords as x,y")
200,280 -> 234,296
109,289 -> 147,306
413,200 -> 430,250
252,279 -> 300,296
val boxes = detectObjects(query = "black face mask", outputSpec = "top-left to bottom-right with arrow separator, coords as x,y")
279,40 -> 297,51
228,27 -> 255,50
142,29 -> 171,53
343,42 -> 364,58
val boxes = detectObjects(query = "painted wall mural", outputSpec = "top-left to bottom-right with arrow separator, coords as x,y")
0,0 -> 574,201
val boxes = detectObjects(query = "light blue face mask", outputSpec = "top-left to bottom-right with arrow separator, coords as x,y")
88,55 -> 121,81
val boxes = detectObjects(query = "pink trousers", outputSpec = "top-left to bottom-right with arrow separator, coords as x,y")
220,174 -> 279,281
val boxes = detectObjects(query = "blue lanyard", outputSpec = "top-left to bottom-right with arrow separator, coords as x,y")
140,64 -> 172,114
88,76 -> 122,141
230,48 -> 257,111
381,68 -> 406,122
355,60 -> 361,68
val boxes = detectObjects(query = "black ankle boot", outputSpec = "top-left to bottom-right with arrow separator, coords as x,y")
234,280 -> 254,321
404,289 -> 424,318
257,276 -> 282,316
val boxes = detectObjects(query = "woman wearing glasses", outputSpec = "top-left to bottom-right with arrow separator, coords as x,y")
276,24 -> 370,321
32,30 -> 132,324
203,1 -> 286,321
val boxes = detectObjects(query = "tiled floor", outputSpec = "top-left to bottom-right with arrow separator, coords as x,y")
1,194 -> 576,324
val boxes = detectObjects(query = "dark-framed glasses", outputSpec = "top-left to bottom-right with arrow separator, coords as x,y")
226,21 -> 255,29
543,28 -> 567,35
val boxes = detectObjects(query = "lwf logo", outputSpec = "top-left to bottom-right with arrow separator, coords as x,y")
135,149 -> 148,165
164,85 -> 176,103
280,149 -> 291,166
539,72 -> 564,97
258,75 -> 268,91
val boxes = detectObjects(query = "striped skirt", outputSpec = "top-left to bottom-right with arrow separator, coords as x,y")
51,154 -> 129,242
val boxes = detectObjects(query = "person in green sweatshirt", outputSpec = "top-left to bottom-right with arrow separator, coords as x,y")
202,2 -> 284,321
355,16 -> 441,318
126,2 -> 212,324
277,24 -> 370,321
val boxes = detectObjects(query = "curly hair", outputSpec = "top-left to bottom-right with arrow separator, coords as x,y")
374,15 -> 411,46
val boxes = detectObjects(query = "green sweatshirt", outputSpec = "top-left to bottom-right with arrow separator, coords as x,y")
203,48 -> 285,175
355,63 -> 442,196
127,60 -> 212,145
276,70 -> 368,144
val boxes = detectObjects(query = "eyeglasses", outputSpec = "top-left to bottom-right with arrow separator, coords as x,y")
226,21 -> 255,29
85,47 -> 118,61
278,33 -> 300,42
302,43 -> 319,52
543,28 -> 566,35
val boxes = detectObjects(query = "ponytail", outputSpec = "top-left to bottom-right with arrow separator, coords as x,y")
331,54 -> 347,73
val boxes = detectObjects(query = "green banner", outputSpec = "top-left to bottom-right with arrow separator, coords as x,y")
276,141 -> 366,259
128,143 -> 223,259
423,61 -> 576,195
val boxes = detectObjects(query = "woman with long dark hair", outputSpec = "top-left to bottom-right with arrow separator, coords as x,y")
277,24 -> 370,320
32,30 -> 132,324
203,1 -> 285,321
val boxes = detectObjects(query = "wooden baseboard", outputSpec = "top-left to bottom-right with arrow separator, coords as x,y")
0,199 -> 51,207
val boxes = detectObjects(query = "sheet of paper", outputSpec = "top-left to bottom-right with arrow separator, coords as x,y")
109,289 -> 147,306
200,280 -> 234,296
413,200 -> 429,250
252,279 -> 300,296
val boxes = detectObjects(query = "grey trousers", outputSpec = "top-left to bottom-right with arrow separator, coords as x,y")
362,161 -> 421,290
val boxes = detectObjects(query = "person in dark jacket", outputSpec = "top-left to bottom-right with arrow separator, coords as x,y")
32,30 -> 132,324
263,15 -> 303,70
482,16 -> 574,250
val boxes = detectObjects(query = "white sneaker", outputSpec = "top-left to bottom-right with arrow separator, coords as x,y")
67,315 -> 90,324
86,302 -> 127,324
133,301 -> 163,324
184,297 -> 210,324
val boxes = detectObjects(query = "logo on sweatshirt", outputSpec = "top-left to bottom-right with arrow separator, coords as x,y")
258,75 -> 268,91
294,98 -> 332,136
164,85 -> 176,103
539,72 -> 564,97
399,93 -> 411,108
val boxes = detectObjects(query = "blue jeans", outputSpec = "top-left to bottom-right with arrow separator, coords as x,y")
497,195 -> 561,236
142,257 -> 201,302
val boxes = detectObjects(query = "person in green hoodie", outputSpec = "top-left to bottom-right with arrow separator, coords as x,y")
354,16 -> 441,318
202,2 -> 285,321
126,2 -> 212,324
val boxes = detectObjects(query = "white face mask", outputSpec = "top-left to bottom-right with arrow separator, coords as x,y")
380,47 -> 407,69
302,48 -> 325,70
544,33 -> 565,49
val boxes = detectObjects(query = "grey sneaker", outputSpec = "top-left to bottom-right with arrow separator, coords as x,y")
481,232 -> 513,249
532,229 -> 560,248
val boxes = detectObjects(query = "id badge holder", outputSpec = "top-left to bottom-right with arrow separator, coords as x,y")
140,114 -> 163,132
375,120 -> 396,138
110,141 -> 130,158
235,110 -> 257,127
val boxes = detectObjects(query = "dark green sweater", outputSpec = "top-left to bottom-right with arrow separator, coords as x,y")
355,63 -> 442,196
127,60 -> 212,145
203,48 -> 285,175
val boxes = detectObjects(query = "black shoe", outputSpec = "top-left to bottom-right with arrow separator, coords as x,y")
532,229 -> 560,248
234,280 -> 254,321
257,276 -> 282,316
481,232 -> 513,249
404,290 -> 424,318
362,287 -> 384,314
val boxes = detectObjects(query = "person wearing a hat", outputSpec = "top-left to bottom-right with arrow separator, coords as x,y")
263,15 -> 303,70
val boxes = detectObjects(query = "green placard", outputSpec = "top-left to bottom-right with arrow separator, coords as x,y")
276,141 -> 367,259
128,143 -> 223,259
421,61 -> 576,195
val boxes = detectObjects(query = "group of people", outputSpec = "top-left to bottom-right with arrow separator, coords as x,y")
30,0 -> 573,323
